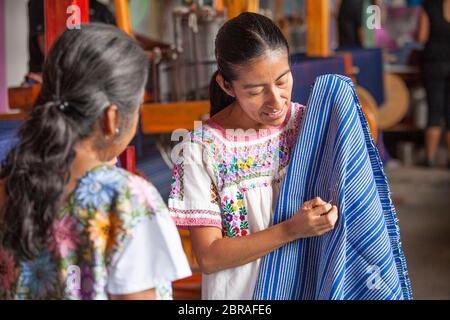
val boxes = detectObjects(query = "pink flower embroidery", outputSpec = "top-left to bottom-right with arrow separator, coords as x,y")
49,215 -> 81,258
0,248 -> 16,291
128,175 -> 154,209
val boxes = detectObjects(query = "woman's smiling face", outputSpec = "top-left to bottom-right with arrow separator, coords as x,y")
225,49 -> 293,129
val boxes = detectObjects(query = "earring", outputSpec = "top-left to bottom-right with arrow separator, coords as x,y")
115,128 -> 120,135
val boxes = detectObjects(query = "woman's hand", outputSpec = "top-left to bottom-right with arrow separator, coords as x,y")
283,197 -> 339,241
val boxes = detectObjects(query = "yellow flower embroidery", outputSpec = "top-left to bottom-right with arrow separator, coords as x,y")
78,209 -> 89,219
246,156 -> 254,167
88,211 -> 125,254
237,200 -> 243,207
116,200 -> 132,216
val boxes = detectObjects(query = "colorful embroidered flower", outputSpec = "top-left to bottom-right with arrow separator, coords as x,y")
0,249 -> 16,292
80,263 -> 95,300
75,167 -> 123,210
169,164 -> 184,201
49,215 -> 81,258
88,211 -> 125,254
18,252 -> 58,299
128,175 -> 155,209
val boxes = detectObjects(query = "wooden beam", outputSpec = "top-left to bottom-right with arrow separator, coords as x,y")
0,0 -> 7,113
306,0 -> 330,57
141,101 -> 210,134
8,84 -> 41,111
214,0 -> 225,12
0,111 -> 30,121
44,0 -> 89,54
226,0 -> 260,19
115,0 -> 132,35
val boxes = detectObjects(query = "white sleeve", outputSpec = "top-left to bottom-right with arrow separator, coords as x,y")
168,141 -> 223,229
106,208 -> 192,295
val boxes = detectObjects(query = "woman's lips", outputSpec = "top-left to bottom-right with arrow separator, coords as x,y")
262,107 -> 284,120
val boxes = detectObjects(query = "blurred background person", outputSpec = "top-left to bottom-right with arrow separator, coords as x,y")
418,0 -> 450,168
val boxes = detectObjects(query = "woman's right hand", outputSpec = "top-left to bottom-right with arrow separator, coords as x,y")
283,197 -> 339,241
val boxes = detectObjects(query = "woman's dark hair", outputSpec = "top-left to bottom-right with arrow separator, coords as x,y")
0,23 -> 148,259
209,12 -> 289,116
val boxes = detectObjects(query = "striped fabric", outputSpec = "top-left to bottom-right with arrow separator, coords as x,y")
254,74 -> 412,300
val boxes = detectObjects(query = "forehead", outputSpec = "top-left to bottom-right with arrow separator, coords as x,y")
233,49 -> 290,83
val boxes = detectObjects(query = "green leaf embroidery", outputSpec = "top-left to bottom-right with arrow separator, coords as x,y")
240,221 -> 249,231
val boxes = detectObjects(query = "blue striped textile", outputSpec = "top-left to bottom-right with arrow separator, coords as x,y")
254,74 -> 412,300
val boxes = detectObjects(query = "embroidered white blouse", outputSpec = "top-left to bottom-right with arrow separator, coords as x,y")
168,102 -> 305,300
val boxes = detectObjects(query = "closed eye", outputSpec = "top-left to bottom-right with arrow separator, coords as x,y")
276,73 -> 289,87
249,90 -> 264,96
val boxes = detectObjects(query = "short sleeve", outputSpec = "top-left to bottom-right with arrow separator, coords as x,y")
106,175 -> 192,296
168,140 -> 223,230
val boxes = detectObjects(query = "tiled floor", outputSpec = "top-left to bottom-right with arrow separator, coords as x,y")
387,165 -> 450,299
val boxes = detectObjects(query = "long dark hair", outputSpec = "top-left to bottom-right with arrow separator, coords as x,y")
209,12 -> 289,116
0,23 -> 148,259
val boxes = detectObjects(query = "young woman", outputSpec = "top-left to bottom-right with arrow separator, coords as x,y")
168,13 -> 339,300
0,24 -> 191,300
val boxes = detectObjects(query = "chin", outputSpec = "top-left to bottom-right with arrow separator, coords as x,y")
260,106 -> 288,127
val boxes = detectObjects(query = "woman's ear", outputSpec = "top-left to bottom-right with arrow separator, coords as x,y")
216,73 -> 235,98
102,104 -> 120,138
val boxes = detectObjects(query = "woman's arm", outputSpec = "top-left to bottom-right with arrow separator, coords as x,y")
417,8 -> 430,45
190,197 -> 338,274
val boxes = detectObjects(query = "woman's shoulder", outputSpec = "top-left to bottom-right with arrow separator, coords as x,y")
73,164 -> 166,214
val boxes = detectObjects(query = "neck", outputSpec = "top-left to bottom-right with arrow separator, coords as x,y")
66,140 -> 106,196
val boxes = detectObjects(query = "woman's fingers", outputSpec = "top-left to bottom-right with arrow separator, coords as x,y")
310,203 -> 333,216
302,197 -> 327,210
316,206 -> 339,228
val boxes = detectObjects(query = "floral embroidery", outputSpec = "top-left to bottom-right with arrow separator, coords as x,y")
48,215 -> 81,258
1,165 -> 167,300
79,263 -> 95,300
191,107 -> 304,190
169,163 -> 184,201
0,249 -> 16,293
17,251 -> 59,299
65,262 -> 96,300
221,192 -> 249,237
88,210 -> 126,255
128,175 -> 159,212
210,182 -> 220,205
74,168 -> 122,212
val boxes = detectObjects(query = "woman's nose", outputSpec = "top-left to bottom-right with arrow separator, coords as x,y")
266,87 -> 283,109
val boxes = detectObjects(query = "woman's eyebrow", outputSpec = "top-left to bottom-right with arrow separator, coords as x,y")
243,69 -> 291,89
